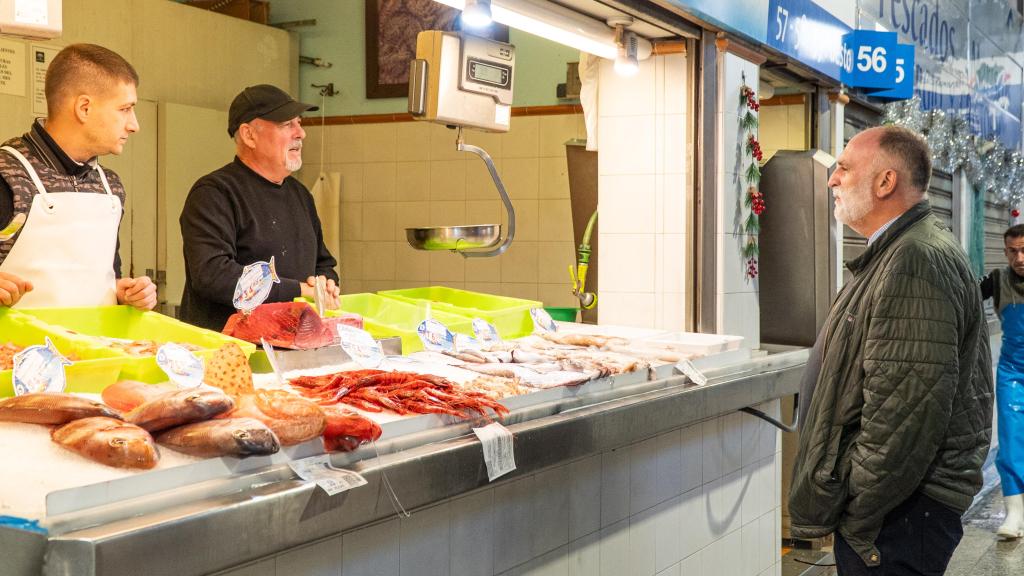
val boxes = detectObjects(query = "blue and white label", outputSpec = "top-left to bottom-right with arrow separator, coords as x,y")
455,333 -> 484,352
867,41 -> 914,100
156,343 -> 205,388
530,308 -> 557,333
417,318 -> 456,353
232,256 -> 281,313
472,318 -> 501,343
840,30 -> 899,89
766,0 -> 852,82
12,337 -> 71,395
337,325 -> 384,369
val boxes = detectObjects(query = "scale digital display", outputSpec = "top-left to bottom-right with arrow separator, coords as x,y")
467,59 -> 510,88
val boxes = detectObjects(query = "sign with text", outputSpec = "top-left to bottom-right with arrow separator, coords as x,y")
766,0 -> 852,81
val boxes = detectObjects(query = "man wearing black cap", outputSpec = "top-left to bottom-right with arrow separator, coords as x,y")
178,85 -> 340,331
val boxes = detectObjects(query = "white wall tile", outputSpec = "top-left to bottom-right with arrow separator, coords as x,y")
631,435 -> 661,515
494,476 -> 536,574
597,292 -> 657,328
656,563 -> 682,576
568,532 -> 600,576
663,115 -> 687,176
719,529 -> 744,576
628,506 -> 658,576
698,536 -> 721,576
664,53 -> 688,116
601,447 -> 630,528
719,470 -> 744,536
569,455 -> 602,540
519,545 -> 569,576
226,559 -> 275,576
721,233 -> 758,295
343,519 -> 400,576
599,175 -> 657,234
661,292 -> 687,332
597,234 -> 656,293
450,490 -> 494,576
275,537 -> 342,576
656,429 -> 684,503
599,58 -> 657,117
678,553 -> 700,576
680,424 -> 702,494
598,115 -> 657,175
678,486 -> 710,561
701,418 -> 723,484
741,410 -> 764,468
759,512 -> 776,574
400,503 -> 451,576
741,520 -> 760,576
598,519 -> 631,576
532,466 -> 571,557
662,234 -> 686,295
721,291 -> 761,349
722,412 -> 743,476
653,496 -> 683,573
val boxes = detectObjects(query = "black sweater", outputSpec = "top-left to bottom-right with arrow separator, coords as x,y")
178,157 -> 338,331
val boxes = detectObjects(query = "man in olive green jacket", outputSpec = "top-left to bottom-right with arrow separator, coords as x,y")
789,126 -> 992,575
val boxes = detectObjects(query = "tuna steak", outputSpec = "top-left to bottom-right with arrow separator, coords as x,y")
222,302 -> 335,349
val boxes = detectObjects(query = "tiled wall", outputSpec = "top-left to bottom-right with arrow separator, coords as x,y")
298,115 -> 585,308
596,53 -> 690,331
717,54 -> 761,349
215,401 -> 783,576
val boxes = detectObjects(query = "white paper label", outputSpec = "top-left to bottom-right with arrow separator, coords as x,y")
12,337 -> 70,395
0,39 -> 26,98
288,454 -> 368,496
156,343 -> 205,388
15,0 -> 48,25
417,318 -> 456,353
30,44 -> 58,117
530,308 -> 557,333
337,325 -> 384,369
675,359 -> 708,386
472,318 -> 501,343
473,422 -> 516,481
495,104 -> 511,126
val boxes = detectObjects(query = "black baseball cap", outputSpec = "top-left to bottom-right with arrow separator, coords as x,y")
227,85 -> 318,137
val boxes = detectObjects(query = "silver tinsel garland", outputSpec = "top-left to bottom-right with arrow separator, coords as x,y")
881,97 -> 1024,207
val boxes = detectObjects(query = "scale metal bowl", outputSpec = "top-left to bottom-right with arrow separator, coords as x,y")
406,224 -> 502,251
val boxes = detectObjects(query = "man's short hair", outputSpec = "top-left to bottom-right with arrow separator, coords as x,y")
45,44 -> 138,115
876,126 -> 932,194
1005,224 -> 1024,242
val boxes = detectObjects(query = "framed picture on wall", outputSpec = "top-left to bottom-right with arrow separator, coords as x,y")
365,0 -> 509,99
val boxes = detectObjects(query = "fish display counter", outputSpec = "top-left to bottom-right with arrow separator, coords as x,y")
0,303 -> 806,576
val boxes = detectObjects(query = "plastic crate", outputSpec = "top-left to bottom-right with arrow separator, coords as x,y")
325,293 -> 474,353
17,306 -> 256,383
0,309 -> 126,397
376,286 -> 541,339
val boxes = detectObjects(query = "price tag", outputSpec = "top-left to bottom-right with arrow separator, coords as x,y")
472,318 -> 501,343
12,337 -> 70,395
156,343 -> 205,388
530,308 -> 557,333
473,422 -> 516,482
288,454 -> 368,496
675,360 -> 708,387
232,256 -> 280,313
260,339 -> 285,385
417,319 -> 456,353
337,325 -> 384,368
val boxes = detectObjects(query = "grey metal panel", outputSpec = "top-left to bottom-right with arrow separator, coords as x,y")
2,351 -> 808,576
984,198 -> 1010,274
697,29 -> 718,333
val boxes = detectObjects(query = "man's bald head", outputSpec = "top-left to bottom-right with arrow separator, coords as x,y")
45,44 -> 138,117
863,125 -> 932,196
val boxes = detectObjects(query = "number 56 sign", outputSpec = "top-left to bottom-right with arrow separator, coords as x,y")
840,30 -> 915,100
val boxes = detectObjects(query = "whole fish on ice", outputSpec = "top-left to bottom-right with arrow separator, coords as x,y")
51,417 -> 159,469
0,392 -> 121,424
102,380 -> 176,412
125,388 -> 235,432
157,417 -> 280,458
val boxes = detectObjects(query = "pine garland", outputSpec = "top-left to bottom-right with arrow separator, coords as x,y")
739,73 -> 764,279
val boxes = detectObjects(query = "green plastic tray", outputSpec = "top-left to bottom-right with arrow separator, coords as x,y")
376,286 -> 542,339
323,293 -> 474,353
17,306 -> 256,383
0,309 -> 126,397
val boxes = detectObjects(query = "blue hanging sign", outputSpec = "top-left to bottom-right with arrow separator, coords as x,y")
766,0 -> 852,82
868,42 -> 915,101
840,30 -> 899,89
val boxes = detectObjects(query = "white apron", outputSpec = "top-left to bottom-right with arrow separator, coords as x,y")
0,146 -> 121,308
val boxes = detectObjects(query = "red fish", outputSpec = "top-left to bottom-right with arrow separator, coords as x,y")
52,417 -> 159,469
124,388 -> 235,432
222,302 -> 337,349
224,391 -> 326,446
102,380 -> 176,412
321,405 -> 382,452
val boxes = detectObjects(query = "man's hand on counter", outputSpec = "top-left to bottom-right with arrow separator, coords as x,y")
116,276 -> 158,311
301,275 -> 340,310
0,271 -> 32,306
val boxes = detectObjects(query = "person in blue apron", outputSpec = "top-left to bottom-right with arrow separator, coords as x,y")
981,223 -> 1024,539
0,44 -> 156,310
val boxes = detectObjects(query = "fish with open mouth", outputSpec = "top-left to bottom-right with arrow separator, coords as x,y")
157,417 -> 280,458
51,417 -> 159,469
224,390 -> 326,446
0,392 -> 121,425
125,388 -> 235,432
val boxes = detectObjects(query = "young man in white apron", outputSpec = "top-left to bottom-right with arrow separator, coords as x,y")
0,44 -> 155,310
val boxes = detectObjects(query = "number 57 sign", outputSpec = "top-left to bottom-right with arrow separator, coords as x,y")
840,30 -> 915,100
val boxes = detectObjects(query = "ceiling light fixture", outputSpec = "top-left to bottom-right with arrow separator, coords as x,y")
433,0 -> 651,62
462,0 -> 493,28
610,18 -> 639,77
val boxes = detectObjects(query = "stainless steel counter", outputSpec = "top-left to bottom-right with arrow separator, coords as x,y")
1,349 -> 807,576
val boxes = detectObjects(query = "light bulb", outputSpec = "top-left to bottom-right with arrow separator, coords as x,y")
462,0 -> 493,28
614,29 -> 639,77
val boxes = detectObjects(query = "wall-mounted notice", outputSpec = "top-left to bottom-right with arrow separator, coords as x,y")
0,38 -> 26,97
30,44 -> 59,116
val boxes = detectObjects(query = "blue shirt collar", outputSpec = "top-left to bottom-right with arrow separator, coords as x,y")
868,214 -> 902,245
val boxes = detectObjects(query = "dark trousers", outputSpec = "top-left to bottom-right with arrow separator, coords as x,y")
834,491 -> 963,576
